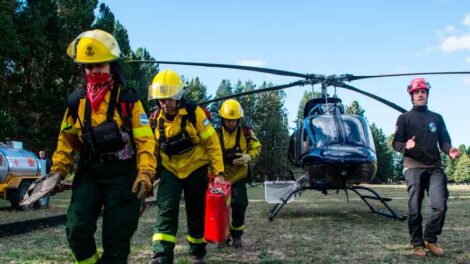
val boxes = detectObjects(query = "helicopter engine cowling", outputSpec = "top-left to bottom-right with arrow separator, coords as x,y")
301,146 -> 377,187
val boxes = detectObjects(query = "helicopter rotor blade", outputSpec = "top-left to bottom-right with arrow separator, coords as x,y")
347,71 -> 470,81
337,83 -> 406,113
127,60 -> 309,79
202,80 -> 308,105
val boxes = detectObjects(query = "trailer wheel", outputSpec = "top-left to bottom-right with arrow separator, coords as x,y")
9,180 -> 33,210
36,195 -> 50,209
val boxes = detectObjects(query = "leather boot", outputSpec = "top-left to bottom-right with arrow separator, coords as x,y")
412,246 -> 426,257
425,242 -> 444,257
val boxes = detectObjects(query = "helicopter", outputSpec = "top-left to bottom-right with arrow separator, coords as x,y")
130,60 -> 469,221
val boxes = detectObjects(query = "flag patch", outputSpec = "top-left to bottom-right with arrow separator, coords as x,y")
140,113 -> 149,125
203,118 -> 210,127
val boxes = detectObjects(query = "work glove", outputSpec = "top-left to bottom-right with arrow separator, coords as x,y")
232,153 -> 251,166
20,171 -> 63,206
132,169 -> 154,200
213,175 -> 225,185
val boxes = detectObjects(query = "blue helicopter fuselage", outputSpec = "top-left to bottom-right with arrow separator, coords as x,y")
288,98 -> 377,188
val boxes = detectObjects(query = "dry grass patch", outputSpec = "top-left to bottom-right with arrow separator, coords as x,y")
0,184 -> 469,263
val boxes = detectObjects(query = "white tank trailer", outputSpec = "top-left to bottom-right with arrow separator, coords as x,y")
0,141 -> 49,209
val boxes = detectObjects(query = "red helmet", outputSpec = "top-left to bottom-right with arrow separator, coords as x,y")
407,78 -> 430,94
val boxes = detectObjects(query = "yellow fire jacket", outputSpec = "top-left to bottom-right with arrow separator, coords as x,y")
154,106 -> 224,179
219,126 -> 261,183
51,87 -> 156,176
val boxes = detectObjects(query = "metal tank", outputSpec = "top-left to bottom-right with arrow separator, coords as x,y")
0,141 -> 42,184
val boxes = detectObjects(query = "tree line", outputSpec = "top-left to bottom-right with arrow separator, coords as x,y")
0,0 -> 158,152
1,1 -> 467,183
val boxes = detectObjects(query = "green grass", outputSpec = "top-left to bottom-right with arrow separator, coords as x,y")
0,184 -> 469,263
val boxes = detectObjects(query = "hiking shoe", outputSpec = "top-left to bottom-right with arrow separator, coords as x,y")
425,242 -> 444,257
412,246 -> 426,257
232,237 -> 243,249
190,256 -> 205,264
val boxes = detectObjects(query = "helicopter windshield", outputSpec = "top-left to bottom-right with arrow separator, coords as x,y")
310,115 -> 369,148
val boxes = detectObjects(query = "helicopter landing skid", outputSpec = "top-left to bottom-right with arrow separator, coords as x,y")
268,185 -> 309,221
268,185 -> 407,221
348,185 -> 407,221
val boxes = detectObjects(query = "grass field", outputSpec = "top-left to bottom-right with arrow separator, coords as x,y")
0,184 -> 469,264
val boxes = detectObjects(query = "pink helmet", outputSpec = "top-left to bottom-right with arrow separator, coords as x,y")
407,78 -> 430,94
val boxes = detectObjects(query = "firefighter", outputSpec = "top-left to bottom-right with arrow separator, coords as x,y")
392,78 -> 460,257
217,99 -> 261,248
148,69 -> 225,264
49,29 -> 156,263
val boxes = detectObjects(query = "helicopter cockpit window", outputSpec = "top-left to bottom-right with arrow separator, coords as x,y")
341,116 -> 367,146
310,116 -> 339,148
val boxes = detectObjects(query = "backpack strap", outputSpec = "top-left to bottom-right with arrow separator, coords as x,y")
116,88 -> 138,128
216,127 -> 226,153
149,107 -> 160,131
116,87 -> 138,152
185,101 -> 198,127
242,126 -> 252,141
235,126 -> 241,149
66,89 -> 86,121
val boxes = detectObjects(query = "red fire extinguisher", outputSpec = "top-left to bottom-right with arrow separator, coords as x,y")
204,177 -> 231,243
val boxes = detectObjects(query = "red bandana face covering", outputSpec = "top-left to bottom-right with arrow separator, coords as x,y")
86,72 -> 112,112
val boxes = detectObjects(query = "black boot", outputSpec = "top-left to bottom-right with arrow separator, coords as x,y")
191,255 -> 205,264
232,237 -> 242,249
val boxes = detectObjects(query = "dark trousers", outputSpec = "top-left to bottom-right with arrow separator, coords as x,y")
404,168 -> 448,246
152,166 -> 208,264
66,160 -> 140,264
230,178 -> 249,238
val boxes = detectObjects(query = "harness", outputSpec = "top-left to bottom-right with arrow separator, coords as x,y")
217,126 -> 252,164
157,113 -> 196,157
66,85 -> 138,160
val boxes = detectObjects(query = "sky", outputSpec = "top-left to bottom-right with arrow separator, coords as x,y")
104,0 -> 469,146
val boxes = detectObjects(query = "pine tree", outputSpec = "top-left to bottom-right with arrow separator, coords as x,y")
453,153 -> 470,183
294,90 -> 321,127
92,3 -> 115,33
234,80 -> 257,127
370,123 -> 394,183
210,79 -> 233,126
387,134 -> 404,182
345,100 -> 365,116
185,77 -> 210,103
252,82 -> 289,181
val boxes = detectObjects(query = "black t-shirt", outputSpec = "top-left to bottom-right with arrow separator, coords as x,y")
392,105 -> 452,168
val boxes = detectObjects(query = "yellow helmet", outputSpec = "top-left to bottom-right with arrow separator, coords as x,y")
66,29 -> 121,64
219,99 -> 244,119
148,69 -> 185,101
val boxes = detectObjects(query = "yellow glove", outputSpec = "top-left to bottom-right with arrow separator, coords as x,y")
132,170 -> 154,200
232,153 -> 251,166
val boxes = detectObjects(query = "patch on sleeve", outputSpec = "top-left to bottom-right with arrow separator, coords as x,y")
203,118 -> 210,127
140,113 -> 149,125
